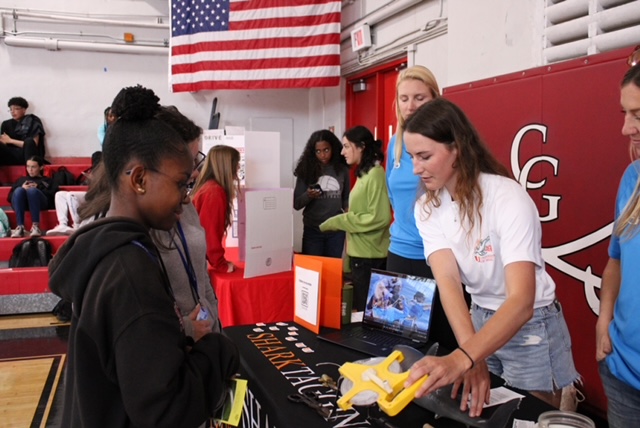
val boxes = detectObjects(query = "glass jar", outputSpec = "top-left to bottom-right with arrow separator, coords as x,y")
537,410 -> 596,428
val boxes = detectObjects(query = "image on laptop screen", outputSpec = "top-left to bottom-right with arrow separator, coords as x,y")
363,269 -> 437,343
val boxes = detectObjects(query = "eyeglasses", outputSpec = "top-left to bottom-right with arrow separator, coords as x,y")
628,45 -> 640,68
315,148 -> 331,155
185,151 -> 206,194
194,151 -> 206,171
8,106 -> 25,112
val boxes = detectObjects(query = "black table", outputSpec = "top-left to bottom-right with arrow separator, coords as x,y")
224,322 -> 554,428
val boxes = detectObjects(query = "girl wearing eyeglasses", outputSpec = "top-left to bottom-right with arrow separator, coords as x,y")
191,145 -> 241,273
76,102 -> 224,346
294,129 -> 350,258
49,85 -> 238,428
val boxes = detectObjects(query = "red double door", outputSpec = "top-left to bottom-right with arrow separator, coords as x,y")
345,58 -> 406,161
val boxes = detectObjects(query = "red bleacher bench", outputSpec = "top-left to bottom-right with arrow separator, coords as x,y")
5,209 -> 59,230
0,235 -> 67,262
0,236 -> 67,298
0,267 -> 50,295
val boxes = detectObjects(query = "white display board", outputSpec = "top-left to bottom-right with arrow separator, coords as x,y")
244,131 -> 281,189
200,130 -> 283,256
201,129 -> 225,153
238,188 -> 293,279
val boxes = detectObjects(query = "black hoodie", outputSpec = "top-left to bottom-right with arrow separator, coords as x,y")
49,217 -> 239,428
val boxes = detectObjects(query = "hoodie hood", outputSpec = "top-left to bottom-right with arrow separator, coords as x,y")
49,217 -> 152,312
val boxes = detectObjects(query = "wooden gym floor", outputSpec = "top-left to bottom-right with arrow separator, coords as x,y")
0,313 -> 68,428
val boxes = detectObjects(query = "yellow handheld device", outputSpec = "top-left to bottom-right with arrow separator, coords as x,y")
337,350 -> 428,416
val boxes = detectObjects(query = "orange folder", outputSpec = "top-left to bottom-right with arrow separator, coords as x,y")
293,254 -> 343,333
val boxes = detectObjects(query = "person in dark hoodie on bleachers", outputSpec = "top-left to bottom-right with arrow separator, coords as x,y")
0,97 -> 46,165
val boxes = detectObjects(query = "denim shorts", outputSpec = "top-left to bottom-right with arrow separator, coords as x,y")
471,300 -> 579,392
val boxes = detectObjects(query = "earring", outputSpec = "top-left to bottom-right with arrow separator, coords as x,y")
137,187 -> 146,194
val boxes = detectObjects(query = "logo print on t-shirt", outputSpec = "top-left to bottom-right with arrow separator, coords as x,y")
317,175 -> 341,198
474,236 -> 495,263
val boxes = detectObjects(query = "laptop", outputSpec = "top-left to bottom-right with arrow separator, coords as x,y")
317,269 -> 437,357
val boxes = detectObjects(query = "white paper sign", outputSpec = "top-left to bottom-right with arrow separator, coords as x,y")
294,265 -> 320,325
484,387 -> 525,408
202,129 -> 225,153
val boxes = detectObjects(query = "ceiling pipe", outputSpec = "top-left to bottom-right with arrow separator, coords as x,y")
3,36 -> 168,55
1,9 -> 168,29
340,0 -> 423,42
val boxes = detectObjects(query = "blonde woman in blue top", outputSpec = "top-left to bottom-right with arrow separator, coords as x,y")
596,62 -> 640,428
385,65 -> 463,351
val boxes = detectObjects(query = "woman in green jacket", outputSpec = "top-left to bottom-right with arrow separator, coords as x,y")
320,125 -> 391,311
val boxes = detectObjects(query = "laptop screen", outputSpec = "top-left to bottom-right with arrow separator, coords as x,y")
363,269 -> 437,343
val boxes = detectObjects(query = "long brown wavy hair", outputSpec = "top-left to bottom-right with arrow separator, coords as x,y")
405,98 -> 511,237
191,145 -> 240,231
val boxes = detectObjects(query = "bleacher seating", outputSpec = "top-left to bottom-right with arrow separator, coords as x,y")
1,158 -> 91,313
0,163 -> 89,186
0,235 -> 67,261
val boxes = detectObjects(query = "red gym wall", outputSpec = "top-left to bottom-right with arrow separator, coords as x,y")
347,46 -> 635,415
445,47 -> 632,414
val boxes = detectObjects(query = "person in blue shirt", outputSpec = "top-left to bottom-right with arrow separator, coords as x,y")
385,65 -> 462,351
97,106 -> 117,146
596,61 -> 640,428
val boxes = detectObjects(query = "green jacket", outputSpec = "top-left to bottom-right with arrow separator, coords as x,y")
320,165 -> 391,258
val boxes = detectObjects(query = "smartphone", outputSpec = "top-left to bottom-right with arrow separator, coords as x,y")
196,307 -> 209,321
309,184 -> 323,194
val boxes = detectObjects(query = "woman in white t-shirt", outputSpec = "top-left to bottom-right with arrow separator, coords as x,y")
403,98 -> 578,416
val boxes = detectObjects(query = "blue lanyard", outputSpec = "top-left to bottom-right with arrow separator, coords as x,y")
173,221 -> 200,302
131,240 -> 175,300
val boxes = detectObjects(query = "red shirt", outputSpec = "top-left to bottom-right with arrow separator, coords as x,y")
192,180 -> 230,273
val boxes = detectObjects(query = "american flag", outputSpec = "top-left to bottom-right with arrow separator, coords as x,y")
170,0 -> 341,92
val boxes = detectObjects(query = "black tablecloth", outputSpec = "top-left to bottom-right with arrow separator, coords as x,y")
224,322 -> 554,428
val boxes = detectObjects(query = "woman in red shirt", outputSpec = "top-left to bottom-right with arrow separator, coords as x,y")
191,145 -> 241,273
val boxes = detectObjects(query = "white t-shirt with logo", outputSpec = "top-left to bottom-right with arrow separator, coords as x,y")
414,173 -> 556,311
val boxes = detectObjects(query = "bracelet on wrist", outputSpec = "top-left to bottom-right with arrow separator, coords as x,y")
458,347 -> 475,370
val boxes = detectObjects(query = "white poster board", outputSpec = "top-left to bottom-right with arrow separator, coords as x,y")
244,131 -> 281,188
201,129 -> 225,153
238,188 -> 293,278
249,117 -> 294,188
225,125 -> 246,136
